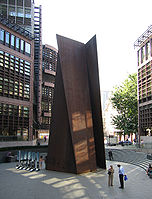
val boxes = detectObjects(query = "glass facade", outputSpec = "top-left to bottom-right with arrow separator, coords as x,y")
0,0 -> 35,141
0,0 -> 33,33
0,103 -> 29,139
0,50 -> 31,100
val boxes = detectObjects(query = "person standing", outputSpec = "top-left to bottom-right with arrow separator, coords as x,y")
44,136 -> 47,142
108,165 -> 114,186
117,164 -> 125,189
39,156 -> 43,169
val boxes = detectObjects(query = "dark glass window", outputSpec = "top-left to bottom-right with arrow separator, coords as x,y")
0,4 -> 7,16
17,0 -> 23,6
24,0 -> 31,7
0,0 -> 7,3
0,28 -> 4,42
9,0 -> 15,5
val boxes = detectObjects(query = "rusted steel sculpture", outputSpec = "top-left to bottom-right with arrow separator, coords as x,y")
46,35 -> 106,174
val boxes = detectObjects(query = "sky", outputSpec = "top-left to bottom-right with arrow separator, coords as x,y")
35,0 -> 152,91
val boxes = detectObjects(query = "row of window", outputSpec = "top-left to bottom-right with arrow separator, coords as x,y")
43,49 -> 57,60
0,6 -> 31,18
138,40 -> 152,65
0,104 -> 29,135
42,86 -> 54,98
42,117 -> 51,125
0,76 -> 30,99
0,28 -> 31,56
42,48 -> 57,73
41,101 -> 52,112
0,103 -> 29,118
42,61 -> 56,72
0,0 -> 31,7
0,50 -> 31,100
0,50 -> 31,76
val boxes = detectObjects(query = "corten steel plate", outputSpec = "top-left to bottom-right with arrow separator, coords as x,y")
85,36 -> 106,169
46,35 -> 106,174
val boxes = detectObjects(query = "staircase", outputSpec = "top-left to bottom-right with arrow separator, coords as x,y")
105,148 -> 152,171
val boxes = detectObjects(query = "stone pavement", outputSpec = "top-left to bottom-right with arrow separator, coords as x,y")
0,161 -> 151,199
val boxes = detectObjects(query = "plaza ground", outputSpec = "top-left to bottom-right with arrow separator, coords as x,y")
0,160 -> 151,199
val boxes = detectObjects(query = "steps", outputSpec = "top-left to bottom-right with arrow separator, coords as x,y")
105,148 -> 152,171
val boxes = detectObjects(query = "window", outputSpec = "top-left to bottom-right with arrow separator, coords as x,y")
17,7 -> 23,17
16,37 -> 20,51
0,28 -> 4,42
146,41 -> 150,60
9,6 -> 16,16
20,40 -> 24,52
17,0 -> 23,6
5,32 -> 10,45
24,84 -> 30,98
0,4 -> 7,16
9,0 -> 15,5
23,107 -> 29,118
25,42 -> 31,55
11,34 -> 15,48
25,8 -> 31,18
141,46 -> 145,63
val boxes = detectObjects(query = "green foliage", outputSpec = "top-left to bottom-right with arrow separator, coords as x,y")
111,73 -> 138,136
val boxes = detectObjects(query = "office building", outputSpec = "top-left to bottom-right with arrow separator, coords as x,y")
0,0 -> 42,141
0,16 -> 34,141
134,26 -> 152,136
0,1 -> 57,141
39,44 -> 57,138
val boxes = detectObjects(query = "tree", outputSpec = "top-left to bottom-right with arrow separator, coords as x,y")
111,73 -> 138,139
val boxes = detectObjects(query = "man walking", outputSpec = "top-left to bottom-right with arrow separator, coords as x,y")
117,164 -> 125,189
108,150 -> 113,160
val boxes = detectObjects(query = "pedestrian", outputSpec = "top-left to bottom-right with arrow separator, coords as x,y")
117,164 -> 125,189
39,155 -> 43,169
146,164 -> 152,175
108,150 -> 113,160
36,138 -> 40,146
141,139 -> 144,148
44,136 -> 47,142
108,165 -> 114,186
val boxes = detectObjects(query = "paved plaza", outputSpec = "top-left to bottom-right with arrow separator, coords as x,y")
0,160 -> 151,199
